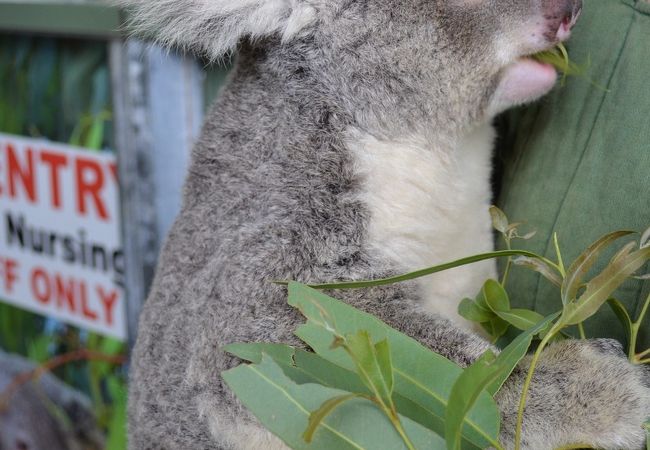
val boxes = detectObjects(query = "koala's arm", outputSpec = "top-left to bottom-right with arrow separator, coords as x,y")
497,340 -> 650,450
335,289 -> 650,449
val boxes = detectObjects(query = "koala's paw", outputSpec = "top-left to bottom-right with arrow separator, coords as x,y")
497,339 -> 650,450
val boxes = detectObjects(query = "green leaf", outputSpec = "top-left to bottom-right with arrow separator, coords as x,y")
610,242 -> 638,266
512,256 -> 562,287
607,298 -> 633,344
561,231 -> 635,305
224,342 -> 296,365
27,334 -> 51,363
276,250 -> 550,290
223,355 -> 445,449
641,228 -> 650,250
493,309 -> 545,332
483,280 -> 511,313
458,298 -> 493,323
486,313 -> 560,395
481,317 -> 509,341
84,115 -> 105,150
644,419 -> 650,450
336,332 -> 394,406
225,343 -> 482,449
445,352 -> 501,450
105,377 -> 127,450
288,283 -> 501,449
375,339 -> 394,397
447,313 -> 560,450
561,247 -> 650,326
304,394 -> 363,443
489,206 -> 509,233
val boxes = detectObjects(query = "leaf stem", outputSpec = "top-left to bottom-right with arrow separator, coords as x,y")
389,409 -> 417,450
577,323 -> 587,340
635,292 -> 650,328
274,250 -> 560,290
554,444 -> 595,450
501,239 -> 513,287
630,292 -> 650,361
637,358 -> 650,365
553,233 -> 566,278
514,324 -> 559,450
636,348 -> 650,360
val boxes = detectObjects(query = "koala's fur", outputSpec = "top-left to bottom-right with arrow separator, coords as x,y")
121,1 -> 650,449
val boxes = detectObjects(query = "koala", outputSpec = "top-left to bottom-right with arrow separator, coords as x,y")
120,0 -> 650,449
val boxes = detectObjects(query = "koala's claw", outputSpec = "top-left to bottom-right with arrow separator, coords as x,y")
497,339 -> 650,450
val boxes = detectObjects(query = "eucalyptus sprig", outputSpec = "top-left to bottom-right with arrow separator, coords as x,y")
234,210 -> 649,450
533,43 -> 584,84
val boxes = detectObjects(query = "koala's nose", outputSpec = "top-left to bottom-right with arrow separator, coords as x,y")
554,0 -> 582,41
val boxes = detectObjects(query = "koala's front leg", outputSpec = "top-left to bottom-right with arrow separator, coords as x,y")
496,339 -> 650,450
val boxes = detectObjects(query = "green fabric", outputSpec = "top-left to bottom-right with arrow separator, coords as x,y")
497,0 -> 650,349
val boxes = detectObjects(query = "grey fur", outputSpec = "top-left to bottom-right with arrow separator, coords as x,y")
121,0 -> 650,449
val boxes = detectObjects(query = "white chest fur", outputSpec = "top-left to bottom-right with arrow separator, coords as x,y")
349,124 -> 498,329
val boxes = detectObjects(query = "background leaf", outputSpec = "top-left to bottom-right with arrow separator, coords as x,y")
562,247 -> 650,326
561,231 -> 634,305
512,257 -> 562,287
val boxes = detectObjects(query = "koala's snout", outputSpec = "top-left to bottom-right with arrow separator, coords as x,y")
545,0 -> 583,42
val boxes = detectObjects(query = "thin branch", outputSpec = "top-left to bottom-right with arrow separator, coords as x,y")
0,349 -> 126,412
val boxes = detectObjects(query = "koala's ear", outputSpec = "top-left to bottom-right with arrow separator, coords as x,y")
118,0 -> 319,59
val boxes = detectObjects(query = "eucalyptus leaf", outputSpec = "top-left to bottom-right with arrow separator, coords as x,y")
641,227 -> 650,250
458,298 -> 493,323
226,343 -> 482,449
561,231 -> 635,305
288,283 -> 501,449
336,332 -> 394,406
483,280 -> 511,313
486,313 -> 560,395
304,394 -> 364,443
519,231 -> 537,241
448,314 -> 559,450
489,206 -> 509,234
506,222 -> 524,233
223,355 -> 445,449
375,339 -> 394,397
481,317 -> 510,342
276,250 -> 546,290
561,247 -> 650,326
610,242 -> 637,266
224,342 -> 296,365
513,256 -> 562,287
445,351 -> 501,450
493,309 -> 546,332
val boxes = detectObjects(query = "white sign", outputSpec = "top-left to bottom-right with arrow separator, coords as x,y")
0,133 -> 126,340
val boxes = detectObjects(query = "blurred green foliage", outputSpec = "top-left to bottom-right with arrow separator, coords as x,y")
0,33 -> 113,148
0,33 -> 125,449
